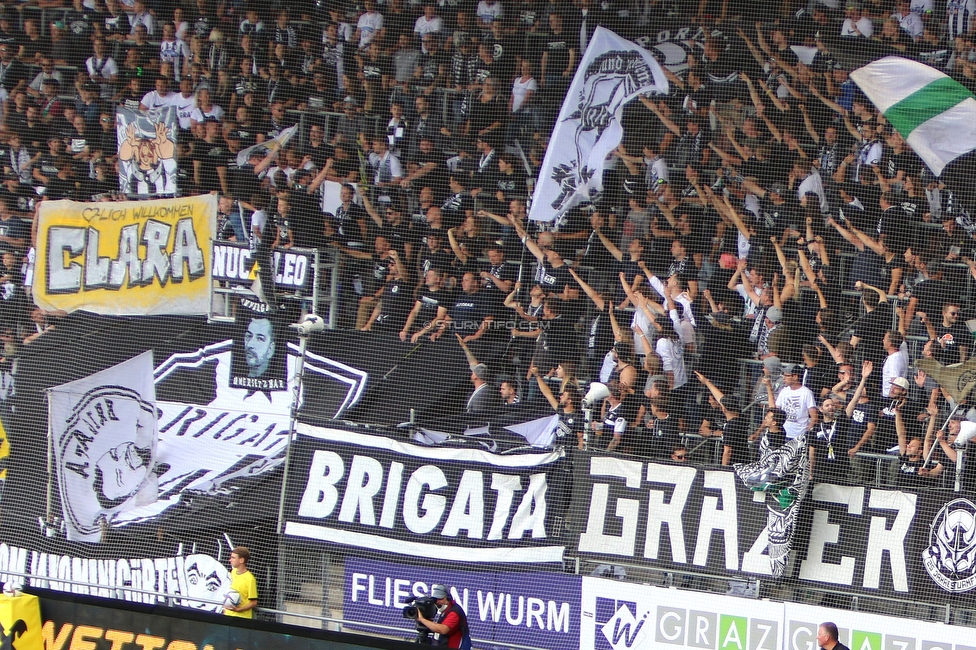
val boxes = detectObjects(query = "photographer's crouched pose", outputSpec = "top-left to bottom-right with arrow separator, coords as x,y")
416,584 -> 472,648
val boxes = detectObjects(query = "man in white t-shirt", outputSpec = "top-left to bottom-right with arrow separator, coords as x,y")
881,330 -> 908,398
355,0 -> 385,50
414,3 -> 443,38
86,39 -> 118,99
840,2 -> 874,37
775,364 -> 818,440
140,76 -> 175,110
892,0 -> 924,38
170,78 -> 197,130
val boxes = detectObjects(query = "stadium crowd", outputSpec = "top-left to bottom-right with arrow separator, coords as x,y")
0,0 -> 975,488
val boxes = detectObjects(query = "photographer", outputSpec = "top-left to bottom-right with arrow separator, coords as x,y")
415,585 -> 471,649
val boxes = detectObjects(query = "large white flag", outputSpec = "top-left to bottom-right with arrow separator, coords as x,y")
850,56 -> 976,176
528,26 -> 669,222
237,124 -> 299,166
48,351 -> 159,542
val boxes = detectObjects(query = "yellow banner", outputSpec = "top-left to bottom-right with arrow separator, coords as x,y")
0,593 -> 43,650
33,195 -> 217,315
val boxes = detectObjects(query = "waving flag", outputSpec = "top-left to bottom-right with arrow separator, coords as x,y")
850,56 -> 976,176
236,124 -> 298,166
529,27 -> 668,222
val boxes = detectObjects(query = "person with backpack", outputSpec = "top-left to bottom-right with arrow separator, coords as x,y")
417,584 -> 472,649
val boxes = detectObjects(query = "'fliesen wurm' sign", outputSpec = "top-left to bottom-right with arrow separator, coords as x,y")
344,557 -> 580,650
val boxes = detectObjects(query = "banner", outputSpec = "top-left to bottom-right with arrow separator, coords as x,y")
230,298 -> 287,392
48,352 -> 159,542
0,593 -> 42,650
33,194 -> 216,315
782,601 -> 976,650
117,106 -> 179,196
0,535 -> 246,611
212,241 -> 316,292
284,424 -> 569,564
528,26 -> 668,222
36,588 -> 422,650
344,557 -> 580,650
571,456 -> 773,577
570,455 -> 952,599
580,577 -> 785,650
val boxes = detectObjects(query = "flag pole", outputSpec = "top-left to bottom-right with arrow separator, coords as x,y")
922,403 -> 960,468
45,389 -> 53,525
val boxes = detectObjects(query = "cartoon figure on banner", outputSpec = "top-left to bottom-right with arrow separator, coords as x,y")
118,117 -> 177,195
230,298 -> 286,391
182,552 -> 232,611
56,386 -> 164,541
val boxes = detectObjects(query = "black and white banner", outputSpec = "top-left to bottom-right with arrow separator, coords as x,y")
570,454 -> 976,600
571,455 -> 772,576
117,106 -> 179,196
212,241 -> 316,292
284,424 -> 569,564
528,27 -> 668,222
48,352 -> 160,543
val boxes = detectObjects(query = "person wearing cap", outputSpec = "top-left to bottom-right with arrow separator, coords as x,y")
416,584 -> 470,649
456,334 -> 497,414
758,305 -> 787,360
771,362 -> 818,440
881,330 -> 908,398
873,371 -> 913,453
840,1 -> 874,37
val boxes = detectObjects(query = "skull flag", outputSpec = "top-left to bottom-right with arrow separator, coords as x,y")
528,26 -> 669,222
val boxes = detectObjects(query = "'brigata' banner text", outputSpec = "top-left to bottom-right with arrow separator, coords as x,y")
33,195 -> 216,315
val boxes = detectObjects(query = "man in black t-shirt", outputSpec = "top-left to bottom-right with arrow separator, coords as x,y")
926,301 -> 970,365
446,271 -> 494,343
541,12 -> 575,92
479,244 -> 516,315
719,395 -> 751,465
402,267 -> 455,343
192,118 -> 228,193
810,395 -> 851,484
415,229 -> 454,286
416,33 -> 446,92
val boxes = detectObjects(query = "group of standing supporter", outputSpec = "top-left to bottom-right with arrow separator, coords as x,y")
0,0 -> 973,493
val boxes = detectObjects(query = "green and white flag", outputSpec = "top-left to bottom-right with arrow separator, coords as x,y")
850,56 -> 976,176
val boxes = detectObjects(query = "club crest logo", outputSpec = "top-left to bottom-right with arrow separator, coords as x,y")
922,498 -> 976,592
